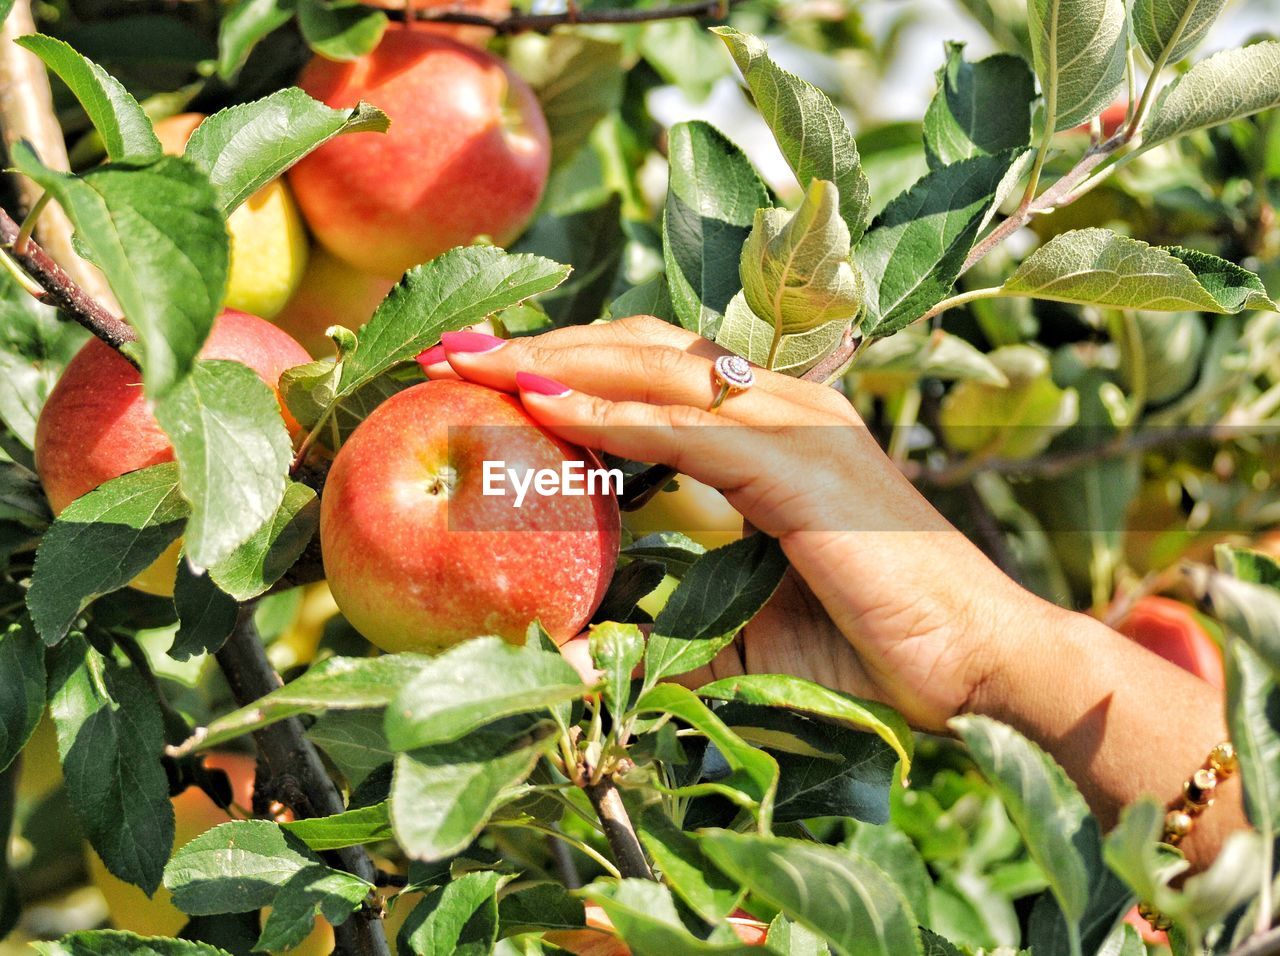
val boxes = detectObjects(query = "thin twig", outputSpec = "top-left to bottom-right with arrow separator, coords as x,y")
216,608 -> 391,956
908,424 -> 1245,487
394,0 -> 735,33
581,775 -> 655,880
0,204 -> 137,356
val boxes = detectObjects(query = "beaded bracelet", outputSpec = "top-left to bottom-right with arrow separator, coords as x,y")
1138,742 -> 1238,931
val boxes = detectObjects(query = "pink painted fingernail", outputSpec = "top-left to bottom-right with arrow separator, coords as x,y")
416,344 -> 446,371
516,371 -> 571,397
441,330 -> 505,354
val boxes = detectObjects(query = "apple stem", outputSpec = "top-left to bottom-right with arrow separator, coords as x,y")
216,606 -> 392,956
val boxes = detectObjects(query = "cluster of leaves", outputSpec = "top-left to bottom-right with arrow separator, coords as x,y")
1,0 -> 1280,953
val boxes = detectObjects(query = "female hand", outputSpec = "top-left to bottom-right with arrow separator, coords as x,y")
421,315 -> 1050,732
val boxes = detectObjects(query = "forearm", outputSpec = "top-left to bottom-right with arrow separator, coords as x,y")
972,599 -> 1245,869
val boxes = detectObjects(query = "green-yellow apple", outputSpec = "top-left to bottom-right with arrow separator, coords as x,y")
320,380 -> 620,651
288,31 -> 551,279
273,246 -> 396,358
34,310 -> 311,595
358,0 -> 513,45
153,113 -> 310,320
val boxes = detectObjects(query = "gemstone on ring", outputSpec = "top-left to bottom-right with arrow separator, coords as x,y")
714,355 -> 755,391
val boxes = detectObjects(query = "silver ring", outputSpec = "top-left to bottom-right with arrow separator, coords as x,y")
710,355 -> 754,412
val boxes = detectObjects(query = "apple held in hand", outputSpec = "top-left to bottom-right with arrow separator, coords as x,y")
320,380 -> 620,652
153,114 -> 309,320
34,311 -> 311,595
288,30 -> 550,279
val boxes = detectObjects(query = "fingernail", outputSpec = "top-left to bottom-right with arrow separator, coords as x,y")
416,344 -> 446,371
516,371 -> 571,397
441,330 -> 505,354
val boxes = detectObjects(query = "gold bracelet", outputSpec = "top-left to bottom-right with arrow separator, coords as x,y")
1138,742 -> 1238,931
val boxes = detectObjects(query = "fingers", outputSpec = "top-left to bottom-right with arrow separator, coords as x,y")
422,314 -> 857,425
513,372 -> 774,496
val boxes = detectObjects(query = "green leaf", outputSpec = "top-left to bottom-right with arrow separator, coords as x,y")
698,830 -> 924,956
581,880 -> 762,955
282,802 -> 392,850
644,533 -> 788,687
15,36 -> 162,164
950,715 -> 1095,951
390,720 -> 556,860
170,564 -> 238,661
509,34 -> 624,170
305,709 -> 392,789
1191,569 -> 1280,676
512,194 -> 625,327
1226,641 -> 1280,837
497,883 -> 586,934
10,146 -> 228,397
208,483 -> 318,601
172,655 -> 431,755
621,532 -> 707,577
27,464 -> 187,645
0,268 -> 86,448
217,0 -> 295,80
33,931 -> 233,956
0,617 -> 44,771
280,359 -> 340,432
637,808 -> 743,922
1143,42 -> 1280,148
633,684 -> 777,817
296,0 -> 387,60
1002,229 -> 1277,313
698,674 -> 913,784
255,866 -> 371,952
154,360 -> 292,569
589,622 -> 644,717
858,150 -> 1024,338
1217,544 -> 1280,589
163,820 -> 320,915
385,636 -> 586,751
847,823 -> 932,924
1027,0 -> 1127,130
397,870 -> 510,956
662,121 -> 770,337
924,44 -> 1036,168
716,294 -> 849,377
49,637 -> 174,894
336,247 -> 569,399
1132,0 -> 1226,67
185,89 -> 387,215
0,461 -> 50,529
855,328 -> 1008,387
610,276 -> 676,325
740,180 -> 862,349
712,28 -> 871,243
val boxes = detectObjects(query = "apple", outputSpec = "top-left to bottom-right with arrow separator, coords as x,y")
34,310 -> 311,595
273,246 -> 396,358
1076,101 -> 1130,138
153,113 -> 309,320
288,30 -> 551,279
624,475 -> 743,552
1115,595 -> 1224,689
320,380 -> 620,652
359,0 -> 513,45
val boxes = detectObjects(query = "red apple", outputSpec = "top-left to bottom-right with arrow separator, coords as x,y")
360,0 -> 513,46
319,380 -> 619,652
34,311 -> 311,594
1115,595 -> 1224,688
288,31 -> 551,280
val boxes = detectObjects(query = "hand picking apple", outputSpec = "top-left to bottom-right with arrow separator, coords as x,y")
422,315 -> 1246,871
